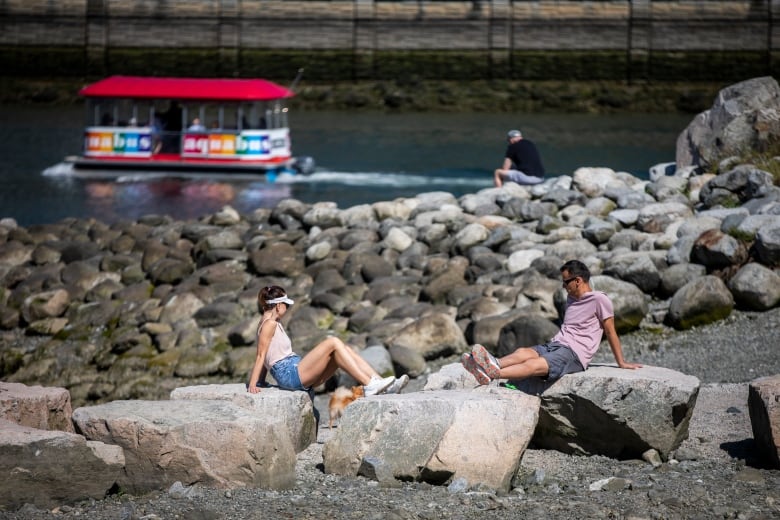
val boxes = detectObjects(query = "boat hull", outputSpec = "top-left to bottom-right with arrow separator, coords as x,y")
71,154 -> 294,174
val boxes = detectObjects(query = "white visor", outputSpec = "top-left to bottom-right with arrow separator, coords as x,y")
267,295 -> 294,305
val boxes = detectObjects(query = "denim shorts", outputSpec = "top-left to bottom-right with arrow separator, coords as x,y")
270,354 -> 307,391
532,342 -> 584,381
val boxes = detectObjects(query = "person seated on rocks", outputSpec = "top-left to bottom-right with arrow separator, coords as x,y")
493,129 -> 546,187
462,259 -> 642,385
247,285 -> 408,396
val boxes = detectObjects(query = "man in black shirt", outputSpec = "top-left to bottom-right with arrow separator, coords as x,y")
494,129 -> 545,187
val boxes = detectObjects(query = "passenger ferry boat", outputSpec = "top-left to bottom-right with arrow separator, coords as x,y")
70,75 -> 314,175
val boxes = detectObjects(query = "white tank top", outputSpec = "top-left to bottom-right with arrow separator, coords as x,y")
260,318 -> 293,369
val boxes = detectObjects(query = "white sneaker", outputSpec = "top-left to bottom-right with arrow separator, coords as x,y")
385,374 -> 409,394
363,375 -> 395,396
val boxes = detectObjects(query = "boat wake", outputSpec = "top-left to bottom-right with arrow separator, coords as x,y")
41,162 -> 76,177
275,170 -> 493,188
37,164 -> 494,219
42,163 -> 493,190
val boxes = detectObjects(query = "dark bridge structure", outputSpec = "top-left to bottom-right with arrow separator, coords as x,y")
1,0 -> 777,83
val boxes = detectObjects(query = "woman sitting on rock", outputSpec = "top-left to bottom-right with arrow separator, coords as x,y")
247,285 -> 408,395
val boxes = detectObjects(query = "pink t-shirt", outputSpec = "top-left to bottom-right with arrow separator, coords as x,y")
551,290 -> 614,369
259,319 -> 293,369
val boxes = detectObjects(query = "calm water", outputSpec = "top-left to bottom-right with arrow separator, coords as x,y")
0,105 -> 691,227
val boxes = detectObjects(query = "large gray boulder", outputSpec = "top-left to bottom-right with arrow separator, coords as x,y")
659,262 -> 707,298
699,165 -> 776,208
470,308 -> 528,351
322,389 -> 539,493
690,228 -> 748,269
388,312 -> 467,358
426,363 -> 698,461
249,241 -> 304,277
728,262 -> 780,311
20,288 -> 70,324
0,419 -> 124,510
0,382 -> 74,432
170,384 -> 317,453
496,314 -> 560,357
524,365 -> 699,460
755,220 -> 780,266
748,374 -> 780,469
72,399 -> 296,493
666,275 -> 734,330
602,252 -> 663,294
636,202 -> 693,233
676,76 -> 780,170
572,167 -> 625,198
590,275 -> 649,333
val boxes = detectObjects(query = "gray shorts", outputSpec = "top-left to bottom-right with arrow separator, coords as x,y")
506,170 -> 544,185
532,342 -> 584,381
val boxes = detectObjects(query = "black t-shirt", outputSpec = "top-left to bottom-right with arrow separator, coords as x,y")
505,139 -> 545,178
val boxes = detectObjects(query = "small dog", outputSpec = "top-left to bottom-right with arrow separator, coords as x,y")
328,385 -> 364,429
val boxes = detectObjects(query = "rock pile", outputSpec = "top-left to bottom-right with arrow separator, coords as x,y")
1,162 -> 779,405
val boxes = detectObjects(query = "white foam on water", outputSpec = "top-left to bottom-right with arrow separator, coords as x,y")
275,170 -> 493,188
41,162 -> 76,177
41,163 -> 493,192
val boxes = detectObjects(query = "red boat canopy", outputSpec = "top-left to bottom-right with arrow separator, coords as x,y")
79,76 -> 295,102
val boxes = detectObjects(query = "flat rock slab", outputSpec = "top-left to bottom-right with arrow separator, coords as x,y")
0,419 -> 124,510
72,399 -> 296,493
748,374 -> 780,468
520,364 -> 700,459
170,383 -> 316,452
323,388 -> 539,493
0,382 -> 74,432
427,363 -> 699,460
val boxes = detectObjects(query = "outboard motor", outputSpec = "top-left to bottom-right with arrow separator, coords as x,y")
292,156 -> 316,175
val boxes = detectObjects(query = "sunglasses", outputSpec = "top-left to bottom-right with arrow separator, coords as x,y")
562,277 -> 578,287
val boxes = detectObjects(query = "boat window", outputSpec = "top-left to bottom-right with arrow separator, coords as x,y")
93,100 -> 290,132
236,102 -> 258,130
222,105 -> 238,130
131,102 -> 154,127
267,101 -> 288,129
201,104 -> 221,130
246,103 -> 259,129
183,104 -> 206,131
115,99 -> 136,127
90,99 -> 118,127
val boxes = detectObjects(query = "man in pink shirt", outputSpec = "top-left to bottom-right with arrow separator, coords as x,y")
462,259 -> 642,384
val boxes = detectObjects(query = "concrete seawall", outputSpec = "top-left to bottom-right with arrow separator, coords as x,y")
1,0 -> 778,82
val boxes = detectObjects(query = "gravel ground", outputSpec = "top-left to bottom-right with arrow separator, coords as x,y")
4,308 -> 780,520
